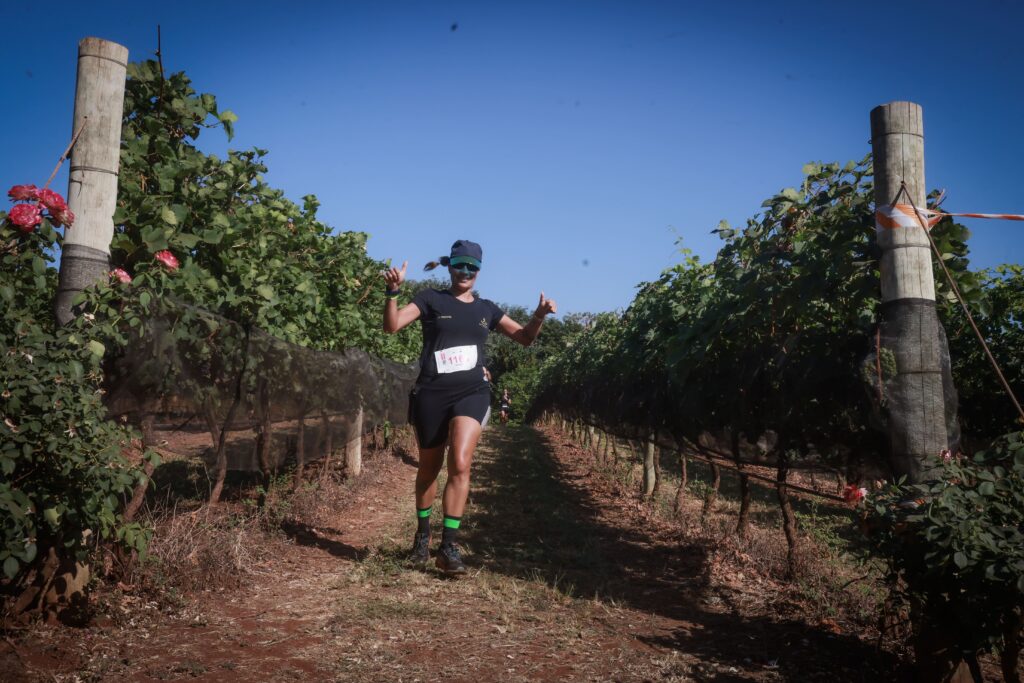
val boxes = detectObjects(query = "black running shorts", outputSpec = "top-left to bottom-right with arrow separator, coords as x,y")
409,382 -> 491,449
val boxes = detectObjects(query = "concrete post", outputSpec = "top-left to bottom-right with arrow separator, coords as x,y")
870,102 -> 951,483
56,38 -> 128,325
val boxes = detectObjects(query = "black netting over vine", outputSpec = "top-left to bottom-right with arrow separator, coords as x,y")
862,299 -> 960,480
102,299 -> 417,473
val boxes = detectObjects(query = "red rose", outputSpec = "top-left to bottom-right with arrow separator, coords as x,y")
8,184 -> 39,201
842,484 -> 867,504
110,268 -> 132,284
8,203 -> 42,231
50,206 -> 75,228
154,250 -> 180,271
37,188 -> 68,213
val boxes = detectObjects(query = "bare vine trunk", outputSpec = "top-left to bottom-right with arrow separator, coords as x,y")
324,412 -> 335,470
254,384 -> 273,507
702,462 -> 721,520
123,413 -> 156,523
294,414 -> 306,488
776,455 -> 798,579
734,429 -> 751,537
1000,607 -> 1022,683
210,387 -> 243,504
203,401 -> 222,450
673,450 -> 688,516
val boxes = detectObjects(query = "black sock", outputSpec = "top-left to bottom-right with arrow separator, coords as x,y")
441,515 -> 461,546
416,507 -> 431,535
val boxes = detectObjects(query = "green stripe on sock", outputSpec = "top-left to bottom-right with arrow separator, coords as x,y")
417,507 -> 432,519
443,516 -> 461,530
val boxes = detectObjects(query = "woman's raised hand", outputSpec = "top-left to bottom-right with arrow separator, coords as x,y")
383,260 -> 408,290
534,291 -> 557,318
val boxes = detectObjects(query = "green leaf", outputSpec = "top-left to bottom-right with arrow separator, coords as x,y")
43,507 -> 60,526
141,225 -> 170,252
256,284 -> 275,300
176,233 -> 202,249
953,551 -> 968,568
219,110 -> 239,140
139,291 -> 151,308
978,481 -> 996,496
87,340 -> 105,357
161,205 -> 179,226
2,557 -> 17,579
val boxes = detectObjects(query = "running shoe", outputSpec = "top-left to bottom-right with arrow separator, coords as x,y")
409,531 -> 431,565
435,543 -> 467,575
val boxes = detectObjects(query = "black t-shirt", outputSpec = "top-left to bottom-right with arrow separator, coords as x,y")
411,289 -> 504,388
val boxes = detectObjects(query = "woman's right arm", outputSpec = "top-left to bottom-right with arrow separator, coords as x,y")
382,260 -> 422,333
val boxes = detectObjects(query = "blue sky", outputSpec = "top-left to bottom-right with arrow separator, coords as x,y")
2,0 -> 1022,314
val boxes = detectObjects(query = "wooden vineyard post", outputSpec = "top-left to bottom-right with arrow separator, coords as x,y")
642,434 -> 657,497
345,405 -> 364,478
871,102 -> 969,683
870,102 -> 952,483
56,38 -> 129,325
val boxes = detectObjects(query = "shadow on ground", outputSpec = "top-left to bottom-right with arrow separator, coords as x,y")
463,425 -> 907,682
280,521 -> 368,561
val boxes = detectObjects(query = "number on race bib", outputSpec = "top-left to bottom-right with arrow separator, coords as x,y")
434,345 -> 478,374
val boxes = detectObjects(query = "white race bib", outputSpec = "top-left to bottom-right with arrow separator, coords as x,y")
434,345 -> 478,374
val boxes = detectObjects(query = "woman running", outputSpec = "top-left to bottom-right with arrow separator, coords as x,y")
499,389 -> 512,425
382,240 -> 556,574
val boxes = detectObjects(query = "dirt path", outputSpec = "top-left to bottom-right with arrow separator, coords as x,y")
7,425 -> 898,682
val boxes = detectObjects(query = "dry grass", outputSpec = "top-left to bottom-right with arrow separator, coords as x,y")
118,427 -> 419,599
586,444 -> 889,633
124,504 -> 277,596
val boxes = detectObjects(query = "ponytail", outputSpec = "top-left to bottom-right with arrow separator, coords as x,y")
423,255 -> 450,271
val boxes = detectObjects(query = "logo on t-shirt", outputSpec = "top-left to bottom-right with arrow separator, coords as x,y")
479,317 -> 488,329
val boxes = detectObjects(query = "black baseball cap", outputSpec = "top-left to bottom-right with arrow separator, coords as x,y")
449,240 -> 482,268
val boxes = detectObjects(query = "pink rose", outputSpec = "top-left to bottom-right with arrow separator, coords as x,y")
110,268 -> 132,284
8,203 -> 42,231
842,484 -> 867,504
8,184 -> 39,201
50,206 -> 75,228
154,250 -> 179,271
37,188 -> 67,213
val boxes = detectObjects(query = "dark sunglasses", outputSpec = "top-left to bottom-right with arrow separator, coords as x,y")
450,262 -> 480,274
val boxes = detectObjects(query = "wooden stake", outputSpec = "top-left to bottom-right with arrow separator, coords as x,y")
870,102 -> 951,482
55,38 -> 129,325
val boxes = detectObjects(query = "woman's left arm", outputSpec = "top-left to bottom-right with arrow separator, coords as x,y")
497,292 -> 557,347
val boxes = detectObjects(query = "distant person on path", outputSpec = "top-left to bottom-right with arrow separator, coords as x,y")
382,240 -> 556,575
499,389 -> 512,425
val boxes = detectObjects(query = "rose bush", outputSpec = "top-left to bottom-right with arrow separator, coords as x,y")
864,433 -> 1024,678
0,193 -> 153,598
